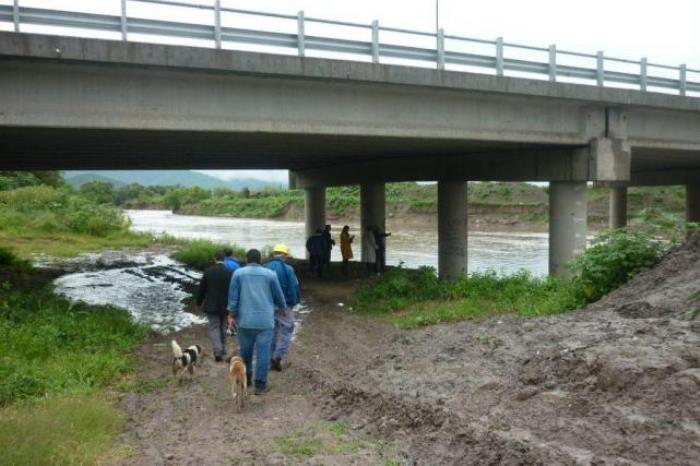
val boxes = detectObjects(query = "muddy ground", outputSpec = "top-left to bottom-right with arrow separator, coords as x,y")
118,238 -> 700,465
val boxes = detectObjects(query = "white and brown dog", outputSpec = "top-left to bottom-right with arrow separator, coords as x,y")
228,354 -> 247,411
171,339 -> 202,383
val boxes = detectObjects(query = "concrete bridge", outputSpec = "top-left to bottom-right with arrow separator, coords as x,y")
2,32 -> 700,278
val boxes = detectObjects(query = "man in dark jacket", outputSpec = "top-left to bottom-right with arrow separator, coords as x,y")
306,229 -> 326,278
196,250 -> 233,361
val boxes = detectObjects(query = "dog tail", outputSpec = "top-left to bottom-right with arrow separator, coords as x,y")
171,339 -> 183,358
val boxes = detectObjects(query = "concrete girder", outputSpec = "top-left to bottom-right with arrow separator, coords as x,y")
291,140 -> 630,188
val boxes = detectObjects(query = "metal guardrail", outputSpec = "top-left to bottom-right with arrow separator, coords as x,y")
1,0 -> 699,95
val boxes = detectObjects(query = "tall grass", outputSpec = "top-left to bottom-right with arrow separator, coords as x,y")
172,239 -> 246,270
0,283 -> 146,404
356,268 -> 581,329
357,229 -> 670,329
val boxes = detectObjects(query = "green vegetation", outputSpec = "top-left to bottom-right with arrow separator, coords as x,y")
273,421 -> 392,461
0,282 -> 146,404
0,183 -> 154,257
0,396 -> 127,466
357,229 -> 670,329
570,228 -> 666,302
172,239 -> 246,270
356,268 -> 581,329
0,266 -> 146,464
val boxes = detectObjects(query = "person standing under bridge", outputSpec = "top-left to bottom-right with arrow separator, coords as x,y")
340,225 -> 354,277
265,244 -> 300,371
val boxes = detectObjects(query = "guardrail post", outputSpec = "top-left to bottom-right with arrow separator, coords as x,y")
680,64 -> 687,96
640,57 -> 647,92
214,0 -> 222,49
496,36 -> 504,77
120,0 -> 127,41
371,20 -> 379,64
13,0 -> 20,32
596,51 -> 604,86
297,10 -> 305,57
548,44 -> 557,82
437,28 -> 445,70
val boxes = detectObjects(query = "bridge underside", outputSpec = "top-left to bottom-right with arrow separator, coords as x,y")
2,32 -> 700,277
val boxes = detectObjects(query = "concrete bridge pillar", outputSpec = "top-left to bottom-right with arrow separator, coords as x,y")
549,181 -> 587,276
304,187 -> 326,256
360,182 -> 386,263
686,183 -> 700,226
438,180 -> 467,280
609,186 -> 628,229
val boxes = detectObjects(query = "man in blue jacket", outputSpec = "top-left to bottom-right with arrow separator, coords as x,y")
265,244 -> 301,371
228,249 -> 287,394
223,247 -> 241,273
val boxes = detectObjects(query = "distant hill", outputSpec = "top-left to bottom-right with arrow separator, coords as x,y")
63,170 -> 284,190
64,173 -> 127,188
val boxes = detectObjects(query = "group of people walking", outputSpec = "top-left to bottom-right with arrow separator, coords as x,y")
306,224 -> 391,277
195,244 -> 300,394
194,225 -> 391,393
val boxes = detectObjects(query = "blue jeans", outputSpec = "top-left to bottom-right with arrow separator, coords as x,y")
238,327 -> 274,391
271,310 -> 295,360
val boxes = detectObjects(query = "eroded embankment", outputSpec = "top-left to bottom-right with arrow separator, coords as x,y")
291,236 -> 700,465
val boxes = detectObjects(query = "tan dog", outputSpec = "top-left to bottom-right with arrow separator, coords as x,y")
228,355 -> 247,411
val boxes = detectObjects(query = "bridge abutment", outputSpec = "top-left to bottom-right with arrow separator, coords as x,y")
609,186 -> 628,229
360,183 -> 386,263
549,181 -> 587,277
305,187 -> 326,257
437,180 -> 467,280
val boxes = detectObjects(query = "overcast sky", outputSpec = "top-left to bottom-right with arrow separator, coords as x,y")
4,0 -> 698,183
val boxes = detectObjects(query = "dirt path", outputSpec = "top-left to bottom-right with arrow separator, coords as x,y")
119,241 -> 700,465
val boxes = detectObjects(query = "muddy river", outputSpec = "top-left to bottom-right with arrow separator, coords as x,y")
53,210 -> 549,332
127,210 -> 549,276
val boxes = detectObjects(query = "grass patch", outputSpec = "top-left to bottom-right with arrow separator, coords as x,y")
357,229 -> 671,329
357,268 -> 581,329
274,422 -> 367,459
0,281 -> 147,404
0,395 -> 127,466
172,239 -> 246,270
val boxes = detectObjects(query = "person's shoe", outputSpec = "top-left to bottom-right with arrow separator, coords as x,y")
214,355 -> 223,362
271,358 -> 282,372
254,386 -> 269,395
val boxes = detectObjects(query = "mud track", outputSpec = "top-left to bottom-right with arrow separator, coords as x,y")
119,238 -> 700,465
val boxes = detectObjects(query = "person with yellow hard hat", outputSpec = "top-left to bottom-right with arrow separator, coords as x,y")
264,243 -> 300,371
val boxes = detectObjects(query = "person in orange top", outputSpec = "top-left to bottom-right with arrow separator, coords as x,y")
340,225 -> 354,277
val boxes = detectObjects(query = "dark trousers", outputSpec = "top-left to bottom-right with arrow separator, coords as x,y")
375,248 -> 386,273
238,327 -> 274,391
310,254 -> 323,277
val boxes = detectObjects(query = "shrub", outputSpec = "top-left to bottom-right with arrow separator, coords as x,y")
570,228 -> 666,302
173,239 -> 245,270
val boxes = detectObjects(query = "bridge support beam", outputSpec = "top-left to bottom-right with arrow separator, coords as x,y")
438,180 -> 467,280
686,183 -> 700,226
609,186 -> 628,229
360,182 -> 386,263
304,187 -> 325,257
549,181 -> 587,277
